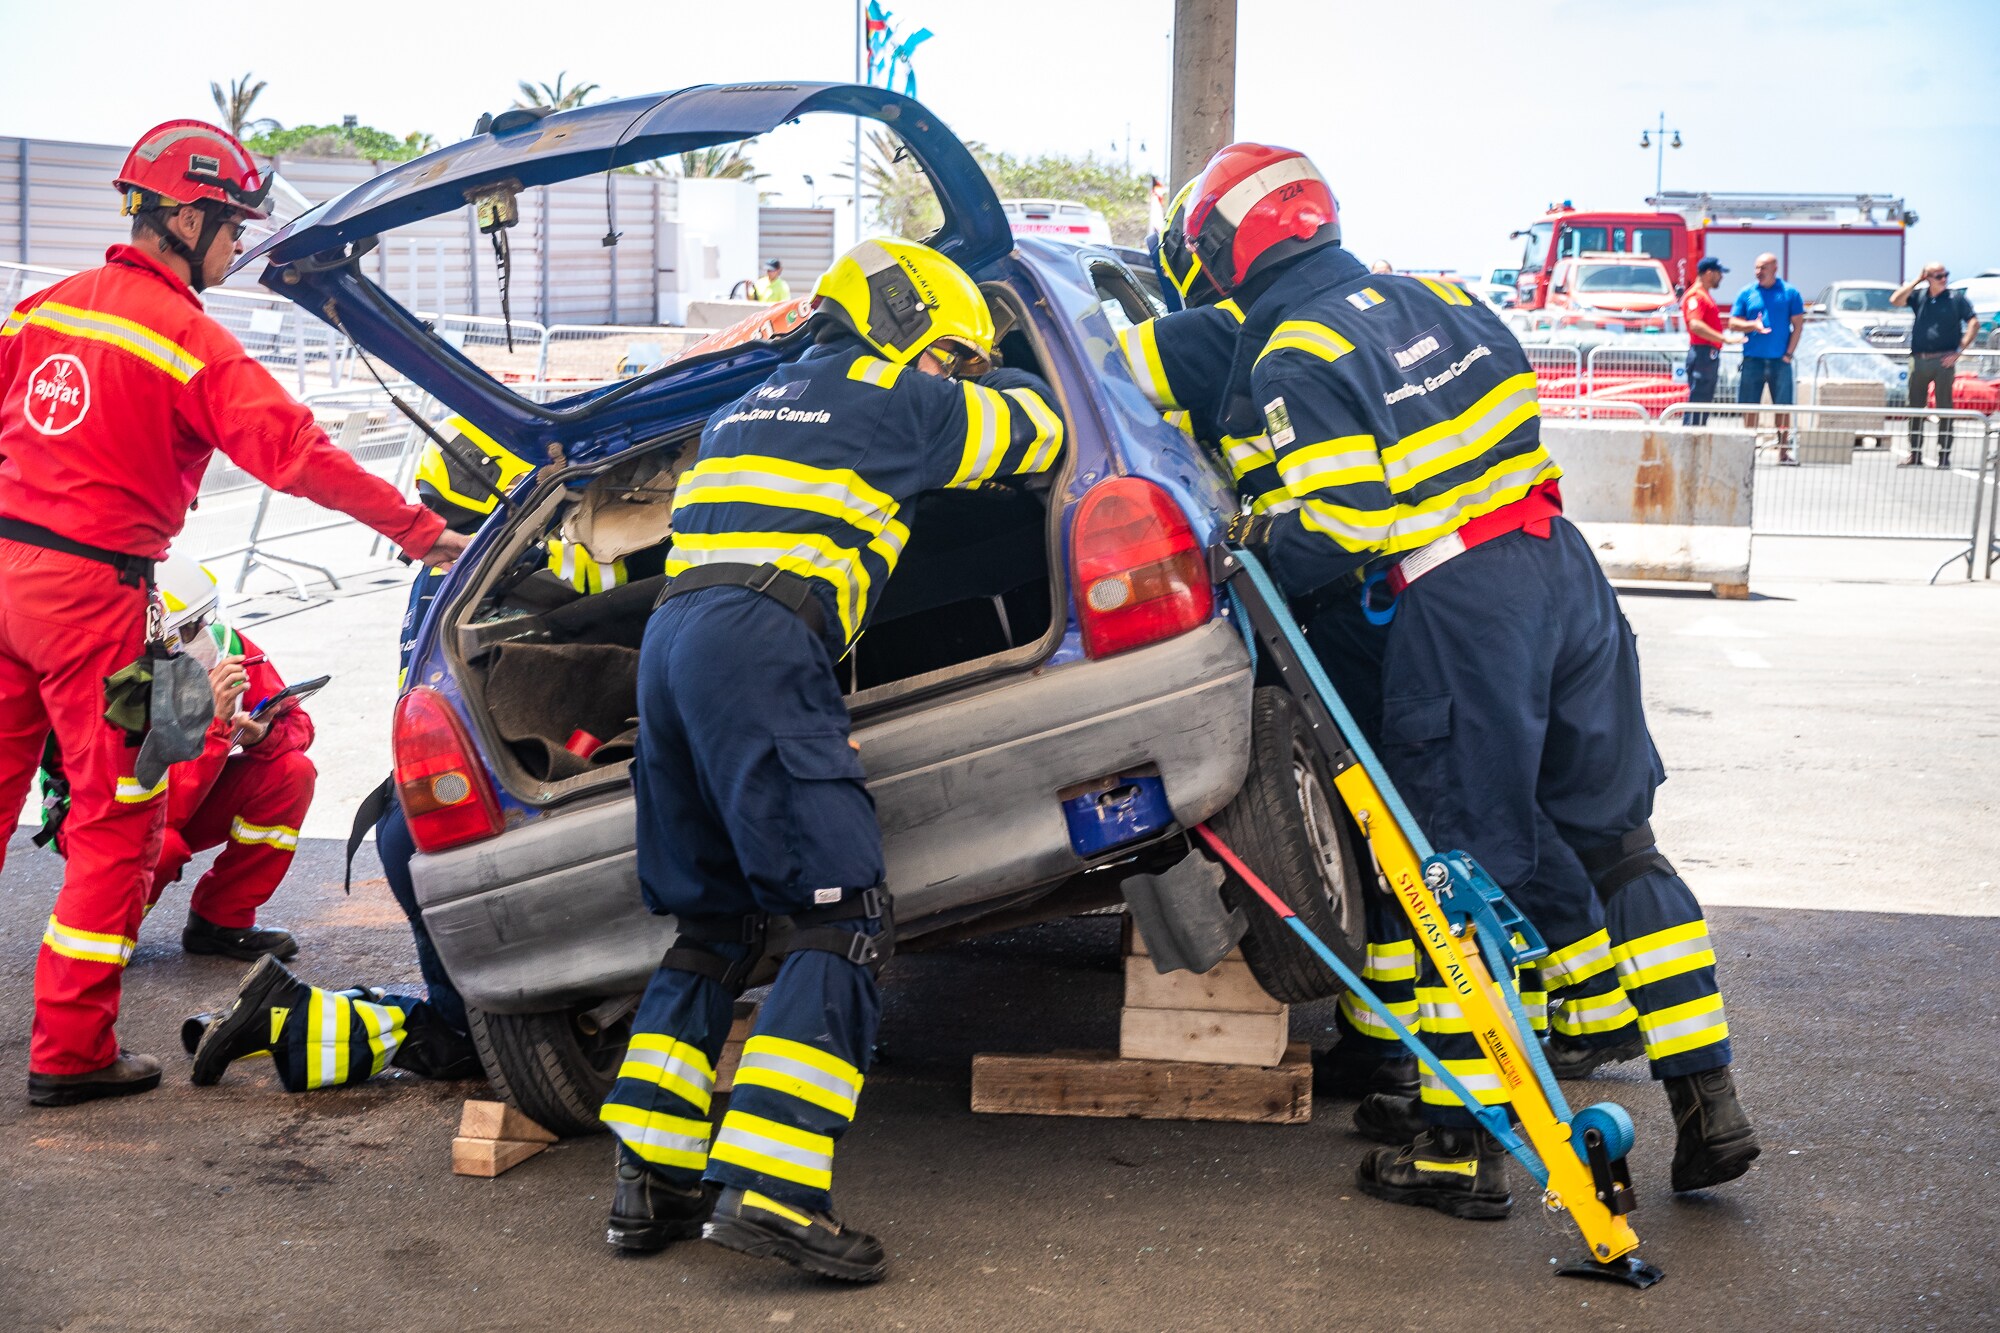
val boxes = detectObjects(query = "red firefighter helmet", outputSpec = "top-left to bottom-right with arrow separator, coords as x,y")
114,120 -> 272,220
1182,143 -> 1339,299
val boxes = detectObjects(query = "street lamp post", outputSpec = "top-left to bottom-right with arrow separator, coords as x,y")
1637,112 -> 1682,199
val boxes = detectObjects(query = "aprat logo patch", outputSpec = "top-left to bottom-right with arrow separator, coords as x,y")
24,354 -> 90,435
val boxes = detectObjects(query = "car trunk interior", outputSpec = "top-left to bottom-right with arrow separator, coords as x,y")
446,286 -> 1069,803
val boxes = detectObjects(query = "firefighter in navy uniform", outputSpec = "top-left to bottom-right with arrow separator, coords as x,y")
1182,143 -> 1758,1217
597,238 -> 1063,1283
1123,185 -> 1414,1106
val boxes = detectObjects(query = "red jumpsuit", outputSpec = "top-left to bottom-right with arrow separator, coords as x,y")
0,244 -> 444,1076
146,633 -> 315,930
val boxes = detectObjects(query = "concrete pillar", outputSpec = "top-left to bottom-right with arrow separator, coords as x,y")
1170,0 -> 1237,191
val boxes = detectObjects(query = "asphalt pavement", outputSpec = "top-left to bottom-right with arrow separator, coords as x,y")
1,572 -> 1996,1331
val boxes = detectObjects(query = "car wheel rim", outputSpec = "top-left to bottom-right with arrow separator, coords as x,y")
1291,746 -> 1354,940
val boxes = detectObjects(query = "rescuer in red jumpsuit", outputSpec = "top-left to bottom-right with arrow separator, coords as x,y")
0,119 -> 467,1107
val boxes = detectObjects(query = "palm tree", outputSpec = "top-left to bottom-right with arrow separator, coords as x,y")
210,74 -> 279,140
836,129 -> 942,240
515,73 -> 600,111
675,143 -> 766,181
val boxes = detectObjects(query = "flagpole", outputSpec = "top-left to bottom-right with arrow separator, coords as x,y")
853,0 -> 865,248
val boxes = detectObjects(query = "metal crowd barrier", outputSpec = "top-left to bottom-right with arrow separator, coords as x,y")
1656,402 -> 1998,576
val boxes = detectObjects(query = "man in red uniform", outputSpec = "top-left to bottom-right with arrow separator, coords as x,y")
0,119 -> 466,1107
143,554 -> 315,961
1680,257 -> 1753,428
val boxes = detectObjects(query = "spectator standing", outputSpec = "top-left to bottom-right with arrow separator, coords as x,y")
1891,263 -> 1978,467
1731,253 -> 1805,463
1681,257 -> 1755,426
755,258 -> 791,303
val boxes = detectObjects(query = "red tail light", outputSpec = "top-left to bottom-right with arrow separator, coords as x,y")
1072,477 -> 1214,658
393,686 -> 504,853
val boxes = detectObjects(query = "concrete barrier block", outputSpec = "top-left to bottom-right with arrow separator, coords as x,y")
1545,423 -> 1755,592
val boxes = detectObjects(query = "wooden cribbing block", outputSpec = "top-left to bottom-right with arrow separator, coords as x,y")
458,1100 -> 557,1144
451,1136 -> 547,1177
1119,1005 -> 1289,1067
715,998 -> 761,1093
970,1043 -> 1311,1124
1123,955 -> 1281,1015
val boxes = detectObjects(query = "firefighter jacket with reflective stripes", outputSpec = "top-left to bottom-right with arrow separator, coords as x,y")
0,245 -> 445,561
665,333 -> 1064,647
163,629 -> 313,831
1116,301 -> 1292,516
1237,246 -> 1561,597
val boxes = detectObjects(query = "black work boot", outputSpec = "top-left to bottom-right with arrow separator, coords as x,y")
1665,1066 -> 1760,1192
183,910 -> 298,963
1543,1029 -> 1644,1080
28,1050 -> 163,1107
191,955 -> 310,1086
1353,1091 -> 1426,1146
1357,1126 -> 1512,1220
184,983 -> 382,1056
1312,1042 -> 1417,1101
606,1150 -> 717,1253
705,1186 -> 887,1283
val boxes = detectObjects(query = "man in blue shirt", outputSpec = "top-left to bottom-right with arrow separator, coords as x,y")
1731,253 -> 1806,462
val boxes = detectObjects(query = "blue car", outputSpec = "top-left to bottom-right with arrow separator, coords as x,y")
246,83 -> 1364,1133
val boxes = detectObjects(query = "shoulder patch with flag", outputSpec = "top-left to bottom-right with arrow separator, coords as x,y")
1263,397 -> 1296,449
1346,287 -> 1386,312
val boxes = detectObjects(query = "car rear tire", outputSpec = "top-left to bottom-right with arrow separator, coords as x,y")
1207,686 -> 1369,1003
466,1004 -> 632,1137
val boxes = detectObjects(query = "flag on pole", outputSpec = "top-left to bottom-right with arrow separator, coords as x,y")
865,3 -> 932,98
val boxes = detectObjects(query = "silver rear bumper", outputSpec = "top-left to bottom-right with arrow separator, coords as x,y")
413,618 -> 1253,1012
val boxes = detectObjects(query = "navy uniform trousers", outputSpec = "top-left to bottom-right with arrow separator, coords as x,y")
600,585 -> 883,1213
1370,518 -> 1733,1128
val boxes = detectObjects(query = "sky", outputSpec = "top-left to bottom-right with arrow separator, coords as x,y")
4,0 -> 1997,279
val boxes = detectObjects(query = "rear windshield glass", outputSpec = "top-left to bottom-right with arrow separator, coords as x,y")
1833,287 -> 1894,312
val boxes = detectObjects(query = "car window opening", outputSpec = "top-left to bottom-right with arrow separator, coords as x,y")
443,282 -> 1069,804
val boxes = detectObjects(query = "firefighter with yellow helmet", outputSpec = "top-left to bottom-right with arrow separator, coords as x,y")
594,238 -> 1062,1282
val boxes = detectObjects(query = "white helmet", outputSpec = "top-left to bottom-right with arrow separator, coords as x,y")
158,553 -> 220,643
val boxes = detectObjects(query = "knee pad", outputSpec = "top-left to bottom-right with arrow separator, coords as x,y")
1579,822 -> 1676,903
767,888 -> 895,976
660,911 -> 769,996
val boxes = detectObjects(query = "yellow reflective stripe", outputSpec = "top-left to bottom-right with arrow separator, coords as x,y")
1361,939 -> 1419,983
1384,393 -> 1542,492
733,1035 -> 863,1120
1551,992 -> 1639,1036
846,356 -> 905,389
6,302 -> 206,382
1541,930 -> 1616,987
115,774 -> 168,804
41,914 -> 136,966
355,999 -> 405,1077
1376,454 -> 1562,555
1117,320 -> 1179,410
1613,920 -> 1717,989
600,1104 -> 712,1171
1222,435 -> 1271,479
710,1110 -> 834,1190
1637,993 -> 1730,1059
228,816 -> 300,852
1419,1057 -> 1508,1106
949,380 -> 1017,486
1339,991 -> 1417,1039
1381,374 -> 1540,467
665,531 -> 868,643
1256,320 -> 1354,365
618,1033 -> 717,1113
1298,497 -> 1399,552
1416,277 -> 1471,306
1215,299 -> 1245,322
1250,488 -> 1299,515
675,454 -> 908,552
1412,1157 -> 1479,1177
303,988 -> 353,1090
1003,386 -> 1065,474
1278,433 -> 1384,497
744,1190 -> 816,1228
1163,408 -> 1194,438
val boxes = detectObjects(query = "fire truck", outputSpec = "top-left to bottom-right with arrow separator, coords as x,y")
1510,192 -> 1913,310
